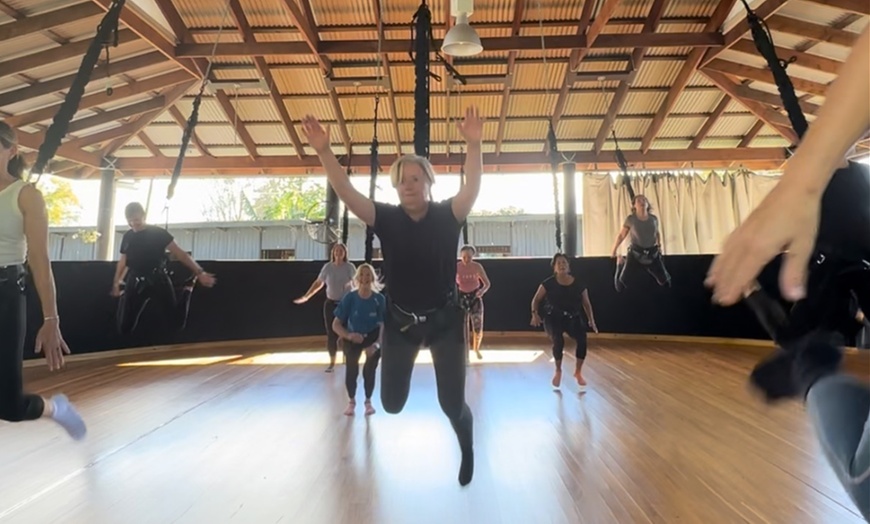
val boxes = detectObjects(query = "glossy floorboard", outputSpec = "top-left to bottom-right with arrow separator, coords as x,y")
0,339 -> 866,524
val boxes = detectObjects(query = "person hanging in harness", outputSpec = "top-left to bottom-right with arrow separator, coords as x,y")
301,106 -> 484,487
111,202 -> 216,335
610,194 -> 671,292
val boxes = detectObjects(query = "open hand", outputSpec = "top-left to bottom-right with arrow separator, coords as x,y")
35,320 -> 70,371
457,106 -> 483,143
197,272 -> 217,288
301,115 -> 331,153
706,182 -> 820,305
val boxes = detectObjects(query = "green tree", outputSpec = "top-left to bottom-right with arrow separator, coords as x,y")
470,206 -> 525,216
201,179 -> 259,221
41,177 -> 81,226
253,178 -> 326,220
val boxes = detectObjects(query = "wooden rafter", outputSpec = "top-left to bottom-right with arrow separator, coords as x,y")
67,97 -> 171,135
764,15 -> 860,47
167,106 -> 210,157
14,130 -> 103,167
738,121 -> 766,147
114,147 -> 790,174
0,0 -> 71,46
214,91 -> 259,159
152,0 -> 191,43
729,40 -> 842,75
689,94 -> 732,149
0,3 -> 103,42
136,132 -> 163,157
805,0 -> 869,15
704,59 -> 829,97
176,32 -> 725,58
639,0 -> 739,153
494,0 -> 526,156
699,0 -> 790,68
277,0 -> 351,154
228,0 -> 305,158
593,0 -> 668,154
701,69 -> 799,143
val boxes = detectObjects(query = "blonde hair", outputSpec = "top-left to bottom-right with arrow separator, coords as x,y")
389,155 -> 436,200
352,263 -> 384,293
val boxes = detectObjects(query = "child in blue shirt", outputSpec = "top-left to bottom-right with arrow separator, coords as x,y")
332,263 -> 386,416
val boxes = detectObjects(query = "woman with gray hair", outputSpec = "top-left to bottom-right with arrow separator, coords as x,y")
302,106 -> 484,486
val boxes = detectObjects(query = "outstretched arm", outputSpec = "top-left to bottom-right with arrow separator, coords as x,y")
167,242 -> 216,287
451,107 -> 484,222
302,115 -> 375,227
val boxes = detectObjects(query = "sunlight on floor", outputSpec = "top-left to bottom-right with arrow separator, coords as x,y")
117,355 -> 244,367
230,350 -> 545,366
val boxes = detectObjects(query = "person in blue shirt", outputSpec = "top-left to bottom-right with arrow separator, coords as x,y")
332,263 -> 386,416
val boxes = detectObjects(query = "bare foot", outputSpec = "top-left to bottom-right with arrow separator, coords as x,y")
344,401 -> 355,416
475,349 -> 483,360
552,370 -> 562,389
364,400 -> 375,416
574,370 -> 587,390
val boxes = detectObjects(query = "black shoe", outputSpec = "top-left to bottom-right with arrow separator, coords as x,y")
793,332 -> 844,399
750,349 -> 799,403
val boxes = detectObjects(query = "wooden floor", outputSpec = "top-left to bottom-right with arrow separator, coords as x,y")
1,338 -> 866,524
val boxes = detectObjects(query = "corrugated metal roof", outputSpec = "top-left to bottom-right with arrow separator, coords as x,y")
5,34 -> 56,61
749,135 -> 791,148
3,0 -> 70,16
563,91 -> 612,116
778,0 -> 850,27
273,68 -> 326,95
523,0 -> 585,22
174,98 -> 228,123
312,0 -> 377,26
708,115 -> 758,137
503,120 -> 549,141
432,94 -> 501,119
700,138 -> 743,149
46,15 -> 113,42
507,92 -> 559,117
234,98 -> 282,122
687,70 -> 714,87
125,61 -> 184,83
246,123 -> 292,145
285,97 -> 335,121
511,61 -> 567,91
649,138 -> 692,149
672,89 -> 722,114
614,0 -> 657,20
614,118 -> 652,139
556,119 -> 599,140
663,0 -> 719,19
632,60 -> 685,88
621,91 -> 667,114
658,116 -> 706,138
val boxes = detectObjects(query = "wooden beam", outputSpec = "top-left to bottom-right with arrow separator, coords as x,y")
705,59 -> 829,97
114,147 -> 789,173
176,33 -> 725,57
699,0 -> 790,68
495,0 -> 527,156
728,82 -> 820,115
136,132 -> 163,157
214,91 -> 259,159
729,39 -> 843,75
152,0 -> 190,43
0,3 -> 102,42
738,120 -> 766,147
639,0 -> 739,153
0,29 -> 137,80
0,52 -> 167,108
689,94 -> 732,149
13,129 -> 104,167
67,97 -> 170,134
805,0 -> 869,15
90,0 -> 200,79
593,0 -> 668,154
765,15 -> 860,47
547,0 -> 597,148
167,106 -> 210,157
225,0 -> 305,158
701,69 -> 799,143
276,0 -> 350,153
102,81 -> 198,155
4,70 -> 193,128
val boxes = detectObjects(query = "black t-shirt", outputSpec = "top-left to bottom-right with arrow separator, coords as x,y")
373,198 -> 461,310
541,275 -> 586,315
120,225 -> 174,274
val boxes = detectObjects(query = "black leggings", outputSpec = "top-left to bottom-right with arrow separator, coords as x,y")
381,299 -> 473,451
0,266 -> 44,422
343,328 -> 381,399
543,312 -> 588,363
324,299 -> 339,359
117,269 -> 193,335
615,245 -> 671,292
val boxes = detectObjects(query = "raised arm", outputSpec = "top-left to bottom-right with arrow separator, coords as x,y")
20,184 -> 69,371
707,26 -> 870,305
451,107 -> 484,222
302,115 -> 375,227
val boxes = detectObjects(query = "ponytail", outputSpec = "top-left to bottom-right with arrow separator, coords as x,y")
7,154 -> 25,180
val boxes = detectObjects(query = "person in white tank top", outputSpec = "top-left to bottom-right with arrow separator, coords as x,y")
0,122 -> 86,440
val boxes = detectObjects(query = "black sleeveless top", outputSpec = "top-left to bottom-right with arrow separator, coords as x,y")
541,275 -> 586,316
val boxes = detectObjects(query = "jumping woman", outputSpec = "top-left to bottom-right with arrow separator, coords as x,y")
0,122 -> 86,440
112,202 -> 215,334
332,263 -> 385,417
456,245 -> 490,360
295,243 -> 355,372
530,253 -> 598,390
611,194 -> 671,291
301,106 -> 483,486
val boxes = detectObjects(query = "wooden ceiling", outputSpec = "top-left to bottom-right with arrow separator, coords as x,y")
0,0 -> 867,178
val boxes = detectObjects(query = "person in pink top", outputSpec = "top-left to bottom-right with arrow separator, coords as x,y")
456,245 -> 490,359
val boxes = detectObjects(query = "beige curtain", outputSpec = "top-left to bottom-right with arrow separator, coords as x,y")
582,170 -> 781,256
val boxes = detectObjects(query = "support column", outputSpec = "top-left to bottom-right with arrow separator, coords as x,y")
325,182 -> 340,259
95,158 -> 116,261
562,162 -> 578,257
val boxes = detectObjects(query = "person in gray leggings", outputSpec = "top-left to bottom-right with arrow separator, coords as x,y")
707,25 -> 870,521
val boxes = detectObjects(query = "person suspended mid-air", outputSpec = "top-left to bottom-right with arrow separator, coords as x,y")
112,202 -> 216,335
331,263 -> 385,417
456,245 -> 490,360
611,194 -> 671,291
530,253 -> 598,391
301,106 -> 484,487
295,243 -> 355,372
